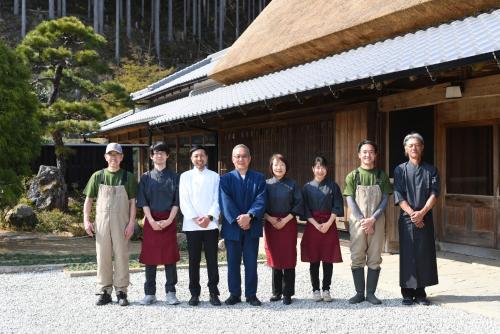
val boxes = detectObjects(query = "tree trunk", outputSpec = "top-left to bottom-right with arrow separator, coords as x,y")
14,0 -> 19,15
167,0 -> 173,41
206,0 -> 210,27
119,0 -> 123,23
183,0 -> 187,40
62,0 -> 66,17
247,0 -> 250,24
21,0 -> 26,36
57,0 -> 62,17
48,64 -> 64,106
141,0 -> 145,22
115,0 -> 120,64
218,0 -> 225,50
155,0 -> 160,61
52,130 -> 67,180
213,0 -> 217,42
93,0 -> 99,32
126,0 -> 131,38
197,0 -> 201,40
150,0 -> 154,32
49,0 -> 55,19
192,0 -> 196,38
235,0 -> 239,38
99,0 -> 104,34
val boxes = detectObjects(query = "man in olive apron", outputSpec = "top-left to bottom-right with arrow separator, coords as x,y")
394,133 -> 439,306
344,140 -> 391,305
83,143 -> 137,306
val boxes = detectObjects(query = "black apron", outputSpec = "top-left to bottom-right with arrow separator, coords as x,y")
398,211 -> 438,288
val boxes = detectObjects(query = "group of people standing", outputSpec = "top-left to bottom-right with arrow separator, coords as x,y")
83,132 -> 439,308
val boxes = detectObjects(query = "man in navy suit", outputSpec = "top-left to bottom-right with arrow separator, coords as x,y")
219,144 -> 266,306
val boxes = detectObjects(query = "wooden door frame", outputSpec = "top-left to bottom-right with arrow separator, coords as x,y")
436,120 -> 499,249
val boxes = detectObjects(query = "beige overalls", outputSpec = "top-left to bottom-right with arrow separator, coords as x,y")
95,171 -> 130,294
349,171 -> 385,270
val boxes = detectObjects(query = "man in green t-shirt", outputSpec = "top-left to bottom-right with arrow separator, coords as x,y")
343,139 -> 392,305
83,143 -> 138,306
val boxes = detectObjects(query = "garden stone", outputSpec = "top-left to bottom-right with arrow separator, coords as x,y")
4,204 -> 38,230
27,166 -> 67,211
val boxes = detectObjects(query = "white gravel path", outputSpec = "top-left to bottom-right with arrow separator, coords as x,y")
0,265 -> 499,334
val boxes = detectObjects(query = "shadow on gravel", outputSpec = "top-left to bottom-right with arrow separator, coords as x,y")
127,298 -> 418,310
432,295 -> 500,303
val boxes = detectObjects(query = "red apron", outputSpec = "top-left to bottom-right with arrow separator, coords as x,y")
301,211 -> 342,263
139,211 -> 180,265
264,213 -> 298,269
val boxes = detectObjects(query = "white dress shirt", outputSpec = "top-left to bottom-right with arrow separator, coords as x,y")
179,167 -> 220,231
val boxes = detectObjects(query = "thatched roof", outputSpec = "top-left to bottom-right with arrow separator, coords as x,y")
210,0 -> 500,84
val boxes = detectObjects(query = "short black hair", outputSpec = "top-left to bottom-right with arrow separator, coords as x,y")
357,139 -> 378,153
189,145 -> 208,157
312,156 -> 328,167
150,141 -> 169,154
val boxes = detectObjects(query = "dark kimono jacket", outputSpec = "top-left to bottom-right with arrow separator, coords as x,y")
219,169 -> 266,241
394,161 -> 440,289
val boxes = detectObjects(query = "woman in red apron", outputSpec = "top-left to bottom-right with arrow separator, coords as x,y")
264,154 -> 303,305
137,142 -> 181,306
301,156 -> 343,302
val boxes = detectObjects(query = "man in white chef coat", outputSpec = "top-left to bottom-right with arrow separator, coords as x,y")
179,145 -> 221,306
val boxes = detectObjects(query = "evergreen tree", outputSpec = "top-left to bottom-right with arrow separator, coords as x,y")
0,41 -> 40,209
16,17 -> 131,180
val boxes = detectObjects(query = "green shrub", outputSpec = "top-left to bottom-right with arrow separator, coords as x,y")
178,237 -> 188,252
35,209 -> 86,236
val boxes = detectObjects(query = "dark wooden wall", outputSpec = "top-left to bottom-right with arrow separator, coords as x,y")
219,118 -> 335,187
33,145 -> 135,191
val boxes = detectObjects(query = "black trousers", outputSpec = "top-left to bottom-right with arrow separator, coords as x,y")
144,264 -> 177,295
272,268 -> 295,297
310,262 -> 333,291
401,287 -> 427,298
186,229 -> 220,296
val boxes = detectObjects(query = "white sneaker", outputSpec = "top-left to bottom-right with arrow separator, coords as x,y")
166,291 -> 180,305
322,290 -> 333,302
313,290 -> 322,302
140,294 -> 157,305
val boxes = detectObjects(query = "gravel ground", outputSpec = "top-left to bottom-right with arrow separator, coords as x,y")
0,265 -> 499,334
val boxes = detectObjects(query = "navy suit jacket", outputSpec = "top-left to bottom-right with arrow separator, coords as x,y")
219,169 -> 266,241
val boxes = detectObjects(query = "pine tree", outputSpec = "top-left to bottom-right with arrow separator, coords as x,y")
16,17 -> 131,183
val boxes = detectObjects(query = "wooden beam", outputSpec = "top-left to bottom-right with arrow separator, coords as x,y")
378,74 -> 500,112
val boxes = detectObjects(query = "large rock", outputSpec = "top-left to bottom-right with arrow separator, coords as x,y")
27,165 -> 67,211
5,204 -> 38,230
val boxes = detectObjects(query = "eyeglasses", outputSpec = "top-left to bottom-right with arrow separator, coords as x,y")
233,155 -> 249,159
